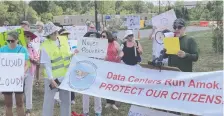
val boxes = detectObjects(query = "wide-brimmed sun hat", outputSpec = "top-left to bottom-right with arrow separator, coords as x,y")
43,22 -> 61,37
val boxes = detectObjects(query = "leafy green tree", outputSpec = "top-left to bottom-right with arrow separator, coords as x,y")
29,1 -> 50,15
48,2 -> 63,16
40,12 -> 53,23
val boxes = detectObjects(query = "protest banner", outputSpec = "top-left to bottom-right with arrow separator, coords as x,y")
128,105 -> 179,116
59,55 -> 223,116
152,9 -> 177,31
64,26 -> 88,40
126,15 -> 140,29
77,37 -> 108,59
0,53 -> 25,92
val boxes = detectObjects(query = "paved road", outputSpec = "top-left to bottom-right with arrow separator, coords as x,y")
117,26 -> 211,39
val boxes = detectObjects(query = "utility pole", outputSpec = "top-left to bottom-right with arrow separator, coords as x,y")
159,0 -> 161,14
95,0 -> 98,32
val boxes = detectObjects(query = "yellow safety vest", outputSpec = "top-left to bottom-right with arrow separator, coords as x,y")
41,36 -> 71,78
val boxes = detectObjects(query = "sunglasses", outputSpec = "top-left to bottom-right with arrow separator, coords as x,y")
173,25 -> 183,30
7,40 -> 16,43
127,34 -> 133,38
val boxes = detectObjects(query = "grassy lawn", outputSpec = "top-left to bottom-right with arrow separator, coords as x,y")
0,30 -> 223,116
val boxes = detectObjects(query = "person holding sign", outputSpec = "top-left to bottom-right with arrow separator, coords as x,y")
163,18 -> 199,72
81,30 -> 102,116
0,31 -> 29,116
40,22 -> 71,116
23,31 -> 39,116
102,31 -> 124,110
121,30 -> 143,66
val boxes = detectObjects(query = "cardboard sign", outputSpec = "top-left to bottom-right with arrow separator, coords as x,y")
128,105 -> 180,116
152,9 -> 177,31
0,53 -> 25,92
77,37 -> 108,59
126,15 -> 140,29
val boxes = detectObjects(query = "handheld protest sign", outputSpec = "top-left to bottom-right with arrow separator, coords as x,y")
163,37 -> 180,55
16,28 -> 27,47
0,32 -> 8,47
0,28 -> 27,48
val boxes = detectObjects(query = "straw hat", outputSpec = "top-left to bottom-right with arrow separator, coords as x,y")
43,22 -> 61,37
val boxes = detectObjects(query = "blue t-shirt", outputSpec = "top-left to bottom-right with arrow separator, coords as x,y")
0,45 -> 29,60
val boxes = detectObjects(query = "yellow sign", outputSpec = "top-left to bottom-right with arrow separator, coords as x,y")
163,37 -> 180,54
0,28 -> 26,48
140,20 -> 145,28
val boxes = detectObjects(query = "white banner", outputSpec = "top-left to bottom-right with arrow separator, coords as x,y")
152,9 -> 177,31
64,26 -> 88,40
128,105 -> 179,116
59,55 -> 223,116
0,53 -> 25,92
77,37 -> 108,59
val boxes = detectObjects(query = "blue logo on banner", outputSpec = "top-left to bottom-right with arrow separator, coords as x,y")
69,60 -> 97,91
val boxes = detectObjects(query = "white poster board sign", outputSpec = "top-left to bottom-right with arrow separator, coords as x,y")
152,9 -> 177,31
0,53 -> 25,92
126,15 -> 140,29
77,37 -> 108,59
64,26 -> 88,40
68,40 -> 78,53
128,105 -> 180,116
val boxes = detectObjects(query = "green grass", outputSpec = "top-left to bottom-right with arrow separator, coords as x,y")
0,30 -> 223,116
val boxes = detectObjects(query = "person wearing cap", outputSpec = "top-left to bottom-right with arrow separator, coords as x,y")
40,22 -> 72,116
112,31 -> 123,45
20,21 -> 30,31
0,31 -> 29,116
121,30 -> 143,66
163,18 -> 199,72
23,31 -> 39,116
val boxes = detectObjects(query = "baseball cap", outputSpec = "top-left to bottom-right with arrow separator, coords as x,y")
20,21 -> 30,26
173,18 -> 186,27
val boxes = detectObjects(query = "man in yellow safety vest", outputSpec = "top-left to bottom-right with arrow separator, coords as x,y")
40,22 -> 72,116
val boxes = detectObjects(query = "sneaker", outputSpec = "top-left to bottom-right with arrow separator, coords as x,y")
105,103 -> 111,108
112,104 -> 118,110
95,113 -> 101,116
71,100 -> 75,105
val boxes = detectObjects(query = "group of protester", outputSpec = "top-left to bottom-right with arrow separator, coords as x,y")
0,17 -> 198,116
